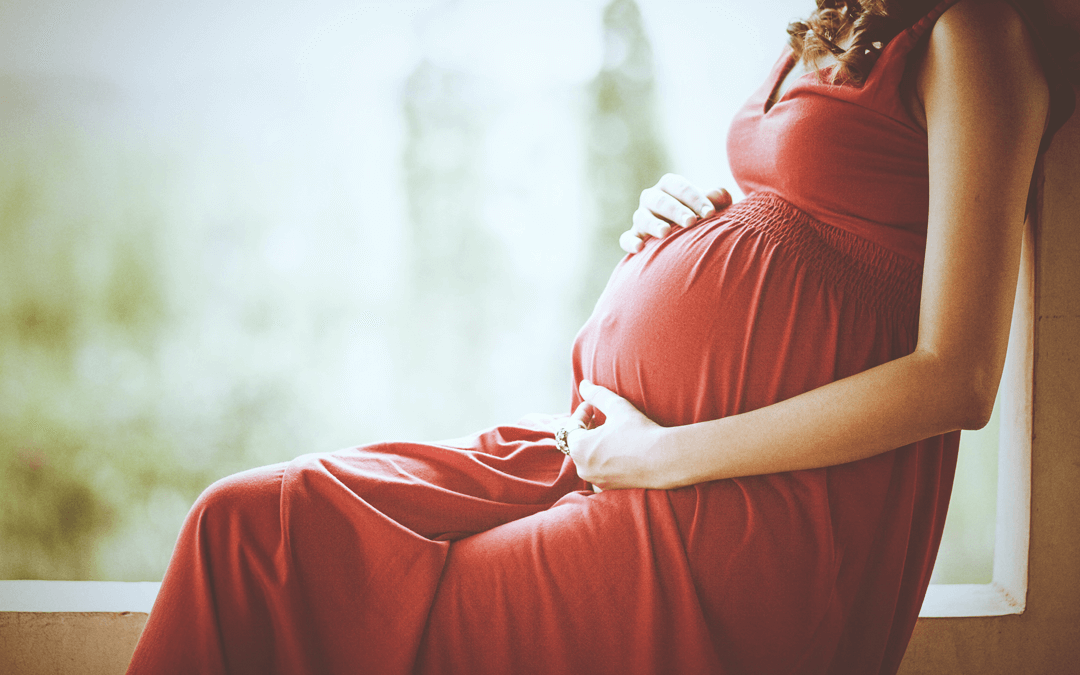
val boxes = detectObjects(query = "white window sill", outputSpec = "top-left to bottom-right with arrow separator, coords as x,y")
919,582 -> 1023,618
0,581 -> 160,614
0,579 -> 1023,618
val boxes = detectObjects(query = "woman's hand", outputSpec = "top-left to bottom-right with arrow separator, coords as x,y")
563,380 -> 672,490
619,174 -> 733,254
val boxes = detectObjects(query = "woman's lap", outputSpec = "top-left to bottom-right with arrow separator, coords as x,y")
416,487 -> 720,673
132,429 -> 843,674
414,472 -> 841,674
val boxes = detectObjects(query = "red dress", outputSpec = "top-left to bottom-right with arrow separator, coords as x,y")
126,1 -> 1068,673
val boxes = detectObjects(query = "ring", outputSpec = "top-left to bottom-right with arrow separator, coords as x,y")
554,427 -> 574,456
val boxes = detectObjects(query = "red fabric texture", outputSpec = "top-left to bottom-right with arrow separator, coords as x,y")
127,1 -> 1008,672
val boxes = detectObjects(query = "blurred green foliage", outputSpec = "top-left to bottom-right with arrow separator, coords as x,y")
0,129 -> 187,579
580,0 -> 669,313
0,128 -> 306,579
931,398 -> 1000,585
396,60 -> 519,424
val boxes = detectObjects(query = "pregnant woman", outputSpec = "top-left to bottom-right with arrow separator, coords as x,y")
127,0 -> 1076,673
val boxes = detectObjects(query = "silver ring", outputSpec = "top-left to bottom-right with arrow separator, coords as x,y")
554,427 -> 573,456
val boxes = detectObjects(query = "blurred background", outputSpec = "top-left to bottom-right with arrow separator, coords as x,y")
0,0 -> 995,584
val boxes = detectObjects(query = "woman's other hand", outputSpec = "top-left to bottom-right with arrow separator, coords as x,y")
619,174 -> 733,254
564,380 -> 673,490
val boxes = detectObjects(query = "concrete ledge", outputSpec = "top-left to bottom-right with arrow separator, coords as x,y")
0,612 -> 147,675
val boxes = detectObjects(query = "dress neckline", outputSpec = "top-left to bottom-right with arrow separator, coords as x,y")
763,51 -> 824,115
762,0 -> 958,117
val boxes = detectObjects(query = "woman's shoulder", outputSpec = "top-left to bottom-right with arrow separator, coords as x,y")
909,0 -> 1051,131
930,0 -> 1039,56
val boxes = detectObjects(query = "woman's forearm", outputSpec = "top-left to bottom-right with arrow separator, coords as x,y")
649,349 -> 987,489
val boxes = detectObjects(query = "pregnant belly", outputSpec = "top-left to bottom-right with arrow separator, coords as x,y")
569,192 -> 921,428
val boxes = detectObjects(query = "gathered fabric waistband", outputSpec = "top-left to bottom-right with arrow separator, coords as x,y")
722,192 -> 923,324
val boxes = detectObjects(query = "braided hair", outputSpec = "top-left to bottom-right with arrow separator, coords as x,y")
786,0 -> 937,86
788,0 -> 1080,93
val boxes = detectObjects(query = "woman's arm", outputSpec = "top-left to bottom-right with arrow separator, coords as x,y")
567,0 -> 1051,491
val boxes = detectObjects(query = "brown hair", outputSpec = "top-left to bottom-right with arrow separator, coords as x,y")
786,0 -> 937,86
787,0 -> 1080,92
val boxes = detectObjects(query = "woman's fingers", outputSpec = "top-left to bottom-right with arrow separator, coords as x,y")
639,186 -> 698,229
569,400 -> 594,430
620,205 -> 669,253
706,187 -> 733,212
621,176 -> 733,254
578,380 -> 639,422
657,173 -> 717,219
570,380 -> 661,490
619,229 -> 646,253
618,190 -> 696,253
632,205 -> 673,239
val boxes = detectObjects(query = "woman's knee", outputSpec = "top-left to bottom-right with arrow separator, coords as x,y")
189,463 -> 287,533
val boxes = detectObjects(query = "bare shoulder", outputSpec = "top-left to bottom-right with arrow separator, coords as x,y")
920,0 -> 1049,104
934,0 -> 1032,42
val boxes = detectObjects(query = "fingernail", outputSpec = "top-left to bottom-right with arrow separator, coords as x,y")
579,380 -> 596,395
701,204 -> 715,218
